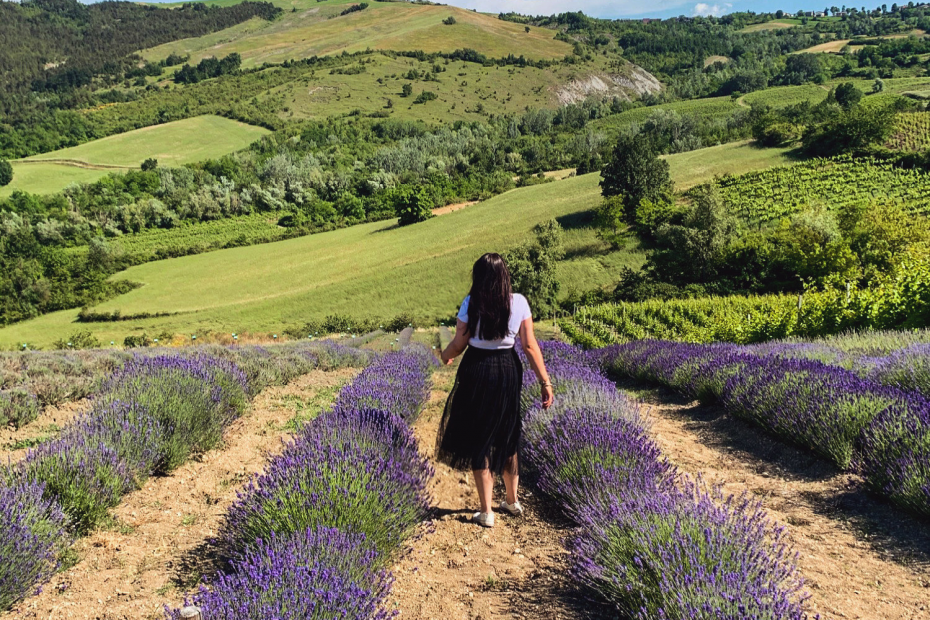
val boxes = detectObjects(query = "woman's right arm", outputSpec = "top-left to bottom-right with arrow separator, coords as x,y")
441,319 -> 470,365
519,317 -> 554,409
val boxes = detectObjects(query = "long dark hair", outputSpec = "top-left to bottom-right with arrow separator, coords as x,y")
466,253 -> 512,341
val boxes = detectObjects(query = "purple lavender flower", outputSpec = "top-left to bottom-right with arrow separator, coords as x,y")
857,397 -> 930,518
222,349 -> 433,561
166,527 -> 394,620
523,406 -> 672,521
0,481 -> 68,611
571,478 -> 809,620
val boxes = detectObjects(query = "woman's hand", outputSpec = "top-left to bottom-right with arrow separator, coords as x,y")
541,382 -> 554,409
441,352 -> 454,366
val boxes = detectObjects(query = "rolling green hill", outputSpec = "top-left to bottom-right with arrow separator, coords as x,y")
23,115 -> 269,168
140,0 -> 572,68
0,141 -> 794,348
2,116 -> 269,197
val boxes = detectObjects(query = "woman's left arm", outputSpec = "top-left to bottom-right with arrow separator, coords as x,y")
440,319 -> 470,365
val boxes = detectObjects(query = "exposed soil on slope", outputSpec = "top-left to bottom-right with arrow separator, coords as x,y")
2,400 -> 88,463
1,368 -> 357,620
389,369 -> 614,620
634,384 -> 930,620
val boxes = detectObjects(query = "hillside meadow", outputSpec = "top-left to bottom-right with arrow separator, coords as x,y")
23,115 -> 269,169
4,116 -> 269,197
0,141 -> 793,348
140,0 -> 571,68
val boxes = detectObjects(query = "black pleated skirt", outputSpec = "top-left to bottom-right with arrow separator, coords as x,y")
436,346 -> 524,474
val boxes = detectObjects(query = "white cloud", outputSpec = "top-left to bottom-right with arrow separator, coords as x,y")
692,2 -> 733,15
443,0 -> 693,18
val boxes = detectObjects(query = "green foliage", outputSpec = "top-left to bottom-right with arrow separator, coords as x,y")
802,104 -> 899,156
564,244 -> 930,346
833,82 -> 864,110
401,83 -> 414,97
0,160 -> 11,187
140,158 -> 158,172
53,331 -> 102,351
504,220 -> 565,318
392,185 -> 434,226
0,0 -> 281,129
443,15 -> 457,25
174,53 -> 242,84
340,3 -> 369,16
413,90 -> 438,104
599,134 -> 674,222
647,185 -> 743,288
593,196 -> 627,248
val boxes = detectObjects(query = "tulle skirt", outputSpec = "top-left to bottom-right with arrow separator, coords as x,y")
436,346 -> 524,474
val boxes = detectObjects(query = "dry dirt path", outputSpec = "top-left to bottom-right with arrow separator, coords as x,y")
636,385 -> 930,620
1,400 -> 88,464
1,368 -> 358,620
389,368 -> 613,620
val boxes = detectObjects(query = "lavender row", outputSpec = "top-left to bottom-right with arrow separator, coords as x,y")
0,341 -> 368,430
169,347 -> 436,620
0,342 -> 369,613
596,340 -> 930,518
520,342 -> 811,619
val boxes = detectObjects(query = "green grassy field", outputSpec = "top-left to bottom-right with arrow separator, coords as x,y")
140,0 -> 570,68
0,172 -> 627,347
23,115 -> 269,169
663,141 -> 795,190
0,163 -> 112,198
0,140 -> 797,347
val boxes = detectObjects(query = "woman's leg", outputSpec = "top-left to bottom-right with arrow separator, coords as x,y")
503,454 -> 519,505
472,468 -> 494,514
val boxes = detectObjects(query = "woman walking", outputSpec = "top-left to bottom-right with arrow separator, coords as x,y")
437,253 -> 554,528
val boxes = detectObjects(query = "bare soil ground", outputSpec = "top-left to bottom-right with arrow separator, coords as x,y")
634,384 -> 930,620
389,369 -> 614,620
1,368 -> 357,620
433,201 -> 479,216
2,400 -> 88,463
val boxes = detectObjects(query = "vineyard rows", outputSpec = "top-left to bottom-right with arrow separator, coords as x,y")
885,111 -> 930,152
707,154 -> 930,223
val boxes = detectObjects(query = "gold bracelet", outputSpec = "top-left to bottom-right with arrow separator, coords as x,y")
541,381 -> 552,387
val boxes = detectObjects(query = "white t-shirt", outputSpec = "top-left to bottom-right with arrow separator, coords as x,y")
457,294 -> 532,350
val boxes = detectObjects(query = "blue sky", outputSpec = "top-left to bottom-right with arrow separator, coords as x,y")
441,0 -> 876,19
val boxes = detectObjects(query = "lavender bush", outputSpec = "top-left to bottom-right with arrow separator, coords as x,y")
223,407 -> 431,560
13,430 -> 140,533
0,481 -> 68,610
331,349 -> 435,423
222,349 -> 433,560
0,388 -> 40,429
98,355 -> 249,472
595,339 -> 930,517
1,342 -> 375,614
167,527 -> 393,620
572,480 -> 808,620
864,344 -> 930,396
523,406 -> 672,520
721,356 -> 900,468
857,399 -> 930,518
